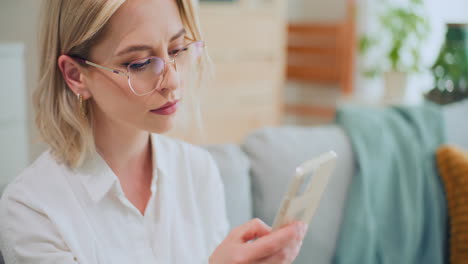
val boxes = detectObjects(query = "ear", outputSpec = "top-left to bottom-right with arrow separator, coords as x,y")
57,55 -> 92,99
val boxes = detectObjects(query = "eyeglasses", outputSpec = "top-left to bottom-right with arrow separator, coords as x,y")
71,40 -> 205,96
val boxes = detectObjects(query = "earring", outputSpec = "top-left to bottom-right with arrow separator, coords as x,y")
77,93 -> 86,118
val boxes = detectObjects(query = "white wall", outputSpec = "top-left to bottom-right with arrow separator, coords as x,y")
287,0 -> 468,103
438,0 -> 468,23
0,0 -> 44,166
0,44 -> 29,185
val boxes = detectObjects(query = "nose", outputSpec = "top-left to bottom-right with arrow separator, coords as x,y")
158,60 -> 179,99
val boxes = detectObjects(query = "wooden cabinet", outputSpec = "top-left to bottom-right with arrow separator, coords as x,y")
169,0 -> 287,144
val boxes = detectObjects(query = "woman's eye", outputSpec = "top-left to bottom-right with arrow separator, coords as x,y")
169,49 -> 181,56
128,59 -> 151,70
169,46 -> 189,56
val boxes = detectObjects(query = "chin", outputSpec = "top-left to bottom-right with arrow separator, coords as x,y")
147,117 -> 176,134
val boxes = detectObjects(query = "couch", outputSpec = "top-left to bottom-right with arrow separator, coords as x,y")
204,99 -> 468,263
0,100 -> 466,264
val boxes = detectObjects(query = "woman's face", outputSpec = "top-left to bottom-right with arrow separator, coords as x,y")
84,0 -> 186,134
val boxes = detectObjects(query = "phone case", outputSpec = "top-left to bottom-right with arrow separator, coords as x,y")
272,151 -> 337,230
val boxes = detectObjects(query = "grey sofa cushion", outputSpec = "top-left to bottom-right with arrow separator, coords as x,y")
241,125 -> 355,264
203,144 -> 253,229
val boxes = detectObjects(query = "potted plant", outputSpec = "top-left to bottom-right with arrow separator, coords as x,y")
359,0 -> 431,103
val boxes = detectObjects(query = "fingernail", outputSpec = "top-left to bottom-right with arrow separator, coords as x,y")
301,223 -> 308,235
295,222 -> 306,235
295,222 -> 303,231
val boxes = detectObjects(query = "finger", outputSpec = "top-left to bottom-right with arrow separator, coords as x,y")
233,218 -> 271,242
243,221 -> 305,260
258,241 -> 302,264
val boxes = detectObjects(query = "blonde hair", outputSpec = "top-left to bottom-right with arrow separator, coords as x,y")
34,0 -> 209,168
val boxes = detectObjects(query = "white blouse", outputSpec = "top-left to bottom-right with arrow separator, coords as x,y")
0,134 -> 229,264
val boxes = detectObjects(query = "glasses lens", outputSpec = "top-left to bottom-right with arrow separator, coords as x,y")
127,41 -> 204,96
128,57 -> 165,95
175,41 -> 204,72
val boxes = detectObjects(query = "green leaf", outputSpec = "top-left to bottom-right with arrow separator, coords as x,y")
359,36 -> 376,54
363,69 -> 381,78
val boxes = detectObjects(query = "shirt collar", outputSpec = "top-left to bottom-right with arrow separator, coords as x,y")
77,133 -> 166,203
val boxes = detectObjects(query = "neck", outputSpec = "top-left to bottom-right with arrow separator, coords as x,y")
93,113 -> 152,179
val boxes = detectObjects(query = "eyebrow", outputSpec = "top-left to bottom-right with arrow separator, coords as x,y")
115,28 -> 186,57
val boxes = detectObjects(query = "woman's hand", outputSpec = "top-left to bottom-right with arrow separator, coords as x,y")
209,218 -> 307,264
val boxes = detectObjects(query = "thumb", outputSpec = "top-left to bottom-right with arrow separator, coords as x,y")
233,218 -> 271,242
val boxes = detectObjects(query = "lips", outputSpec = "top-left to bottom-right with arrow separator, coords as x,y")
156,101 -> 177,110
150,100 -> 179,115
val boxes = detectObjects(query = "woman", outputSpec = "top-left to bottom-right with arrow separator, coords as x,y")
0,0 -> 307,263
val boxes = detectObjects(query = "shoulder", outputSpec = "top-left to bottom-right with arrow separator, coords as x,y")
0,151 -> 71,218
0,151 -> 56,231
2,151 -> 62,197
0,152 -> 82,263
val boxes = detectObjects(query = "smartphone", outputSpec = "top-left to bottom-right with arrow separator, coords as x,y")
272,151 -> 337,230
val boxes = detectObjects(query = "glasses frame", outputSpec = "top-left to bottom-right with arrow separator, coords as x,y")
70,37 -> 205,96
